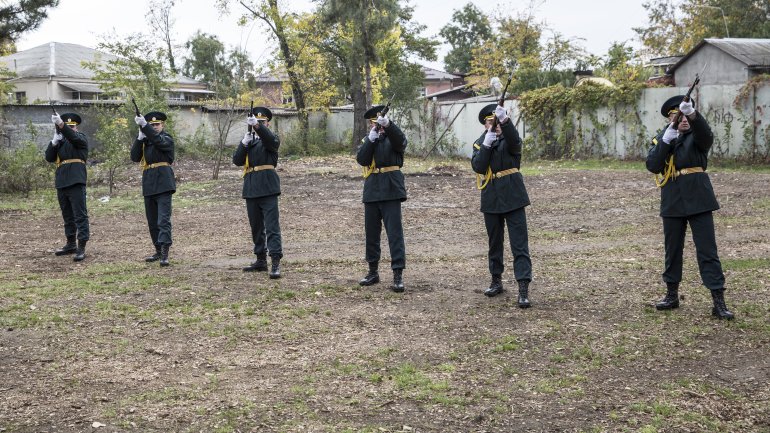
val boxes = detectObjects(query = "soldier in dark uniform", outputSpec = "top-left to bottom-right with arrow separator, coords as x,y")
130,111 -> 176,267
471,103 -> 532,308
646,95 -> 734,319
232,106 -> 283,279
45,112 -> 90,262
355,105 -> 407,293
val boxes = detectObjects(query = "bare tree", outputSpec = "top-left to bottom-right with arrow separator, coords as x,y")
149,0 -> 178,73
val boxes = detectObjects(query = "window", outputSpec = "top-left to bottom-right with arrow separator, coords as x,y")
14,91 -> 26,103
419,87 -> 427,97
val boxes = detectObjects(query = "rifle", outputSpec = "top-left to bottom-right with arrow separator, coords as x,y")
131,97 -> 142,117
378,93 -> 396,117
248,100 -> 255,135
491,67 -> 515,130
49,101 -> 61,131
672,74 -> 700,129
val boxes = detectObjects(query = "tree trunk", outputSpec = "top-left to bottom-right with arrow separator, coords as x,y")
351,65 -> 368,151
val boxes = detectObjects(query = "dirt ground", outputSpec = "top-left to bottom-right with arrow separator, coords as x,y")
1,156 -> 769,432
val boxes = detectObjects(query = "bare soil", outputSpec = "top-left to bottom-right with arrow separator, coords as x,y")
1,156 -> 769,432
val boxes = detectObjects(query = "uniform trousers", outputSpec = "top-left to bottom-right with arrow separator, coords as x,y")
144,192 -> 173,246
484,207 -> 531,281
364,200 -> 405,270
662,211 -> 725,290
246,195 -> 282,258
57,184 -> 89,241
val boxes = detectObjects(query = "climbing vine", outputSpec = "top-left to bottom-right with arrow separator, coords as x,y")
732,74 -> 770,162
518,80 -> 646,159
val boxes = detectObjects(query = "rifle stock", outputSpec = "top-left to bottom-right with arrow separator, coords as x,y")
131,98 -> 141,117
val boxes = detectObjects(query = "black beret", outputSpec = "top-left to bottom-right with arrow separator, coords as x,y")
251,106 -> 272,121
60,112 -> 82,125
478,103 -> 497,124
660,95 -> 695,117
364,105 -> 386,120
144,111 -> 167,123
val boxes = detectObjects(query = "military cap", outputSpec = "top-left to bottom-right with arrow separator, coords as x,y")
144,111 -> 167,124
59,112 -> 82,126
251,106 -> 272,122
660,95 -> 695,118
364,105 -> 386,120
478,103 -> 497,124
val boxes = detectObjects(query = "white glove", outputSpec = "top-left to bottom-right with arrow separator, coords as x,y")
241,132 -> 252,146
495,105 -> 507,122
662,122 -> 678,144
246,116 -> 258,126
679,99 -> 695,116
51,114 -> 63,126
482,130 -> 496,148
135,115 -> 147,127
368,127 -> 379,142
137,131 -> 146,140
377,115 -> 389,127
52,131 -> 63,145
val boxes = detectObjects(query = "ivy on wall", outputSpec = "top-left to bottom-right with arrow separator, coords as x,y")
518,80 -> 647,159
733,74 -> 770,162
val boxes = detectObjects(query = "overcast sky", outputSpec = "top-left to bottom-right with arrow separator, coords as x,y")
17,0 -> 650,71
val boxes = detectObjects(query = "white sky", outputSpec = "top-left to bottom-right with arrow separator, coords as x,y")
17,0 -> 650,71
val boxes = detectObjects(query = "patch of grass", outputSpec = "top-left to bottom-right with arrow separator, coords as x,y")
721,257 -> 770,271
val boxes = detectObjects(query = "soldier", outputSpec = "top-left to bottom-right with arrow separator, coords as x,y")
471,103 -> 532,308
355,105 -> 407,293
232,106 -> 283,279
646,95 -> 734,319
130,111 -> 176,267
45,112 -> 90,262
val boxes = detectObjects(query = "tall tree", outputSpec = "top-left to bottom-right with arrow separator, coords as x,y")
0,0 -> 59,55
218,0 -> 310,135
439,3 -> 492,74
317,0 -> 437,149
183,32 -> 233,91
149,0 -> 178,73
635,0 -> 770,56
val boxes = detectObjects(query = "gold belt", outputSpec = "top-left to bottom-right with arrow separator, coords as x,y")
493,167 -> 519,179
370,166 -> 400,174
57,159 -> 86,168
244,164 -> 276,174
143,162 -> 170,171
674,167 -> 704,177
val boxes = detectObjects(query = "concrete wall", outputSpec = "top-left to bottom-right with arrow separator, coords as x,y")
675,45 -> 749,86
2,83 -> 768,159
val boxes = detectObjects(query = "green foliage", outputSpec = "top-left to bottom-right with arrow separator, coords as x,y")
280,127 -> 344,156
731,74 -> 770,162
518,80 -> 646,159
177,123 -> 217,159
439,2 -> 493,74
89,105 -> 134,195
635,0 -> 770,56
0,122 -> 51,195
0,0 -> 59,53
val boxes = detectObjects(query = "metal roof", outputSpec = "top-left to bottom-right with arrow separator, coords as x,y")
669,38 -> 770,73
0,42 -> 118,79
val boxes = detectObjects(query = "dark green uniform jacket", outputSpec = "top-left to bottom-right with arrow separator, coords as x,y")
232,123 -> 281,199
646,112 -> 719,217
130,125 -> 176,197
356,122 -> 408,203
44,125 -> 88,189
471,119 -> 530,214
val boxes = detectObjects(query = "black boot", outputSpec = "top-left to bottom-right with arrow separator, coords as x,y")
145,245 -> 161,262
655,282 -> 680,310
73,240 -> 87,262
55,236 -> 77,256
269,256 -> 281,279
517,280 -> 531,308
711,289 -> 735,320
159,244 -> 170,267
391,269 -> 405,293
484,274 -> 503,297
359,262 -> 379,286
243,253 -> 268,272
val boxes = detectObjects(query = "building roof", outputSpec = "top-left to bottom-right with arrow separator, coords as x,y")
0,42 -> 118,79
647,56 -> 683,66
669,38 -> 770,73
422,66 -> 463,81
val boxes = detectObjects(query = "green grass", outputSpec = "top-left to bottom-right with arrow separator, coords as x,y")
721,257 -> 770,271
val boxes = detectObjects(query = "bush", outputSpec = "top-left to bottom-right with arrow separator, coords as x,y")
280,127 -> 346,156
177,124 -> 218,160
0,141 -> 52,196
